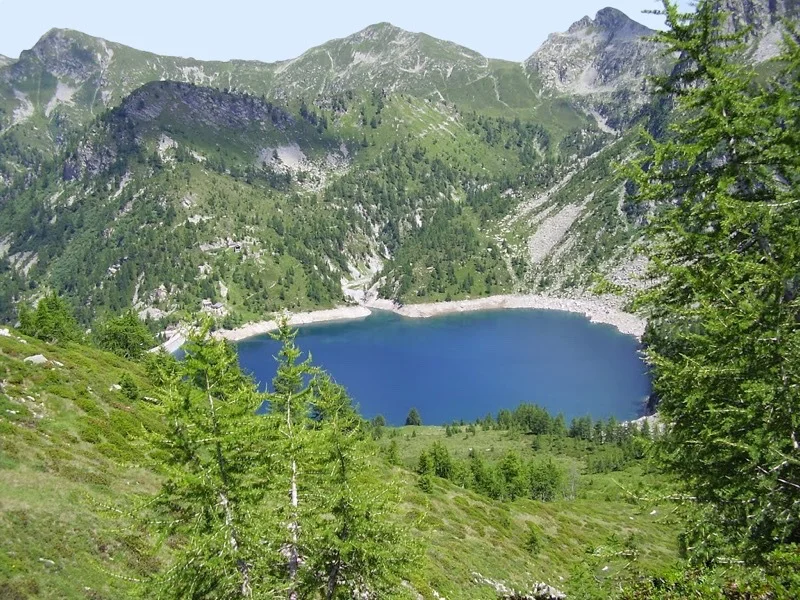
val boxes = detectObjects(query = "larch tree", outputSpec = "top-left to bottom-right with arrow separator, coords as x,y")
145,322 -> 275,598
629,0 -> 800,561
146,319 -> 417,598
262,322 -> 418,599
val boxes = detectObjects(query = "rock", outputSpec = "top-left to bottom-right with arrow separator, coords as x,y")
24,354 -> 48,365
38,558 -> 56,567
109,384 -> 122,392
502,583 -> 567,600
52,360 -> 64,367
525,8 -> 661,96
473,572 -> 566,600
0,328 -> 10,337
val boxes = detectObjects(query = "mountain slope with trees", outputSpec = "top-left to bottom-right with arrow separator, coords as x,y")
0,4 -> 792,329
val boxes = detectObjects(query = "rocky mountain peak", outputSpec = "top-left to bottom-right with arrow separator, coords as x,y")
565,7 -> 654,39
567,16 -> 595,33
594,6 -> 652,34
270,20 -> 489,99
351,22 -> 405,41
525,7 -> 660,95
0,55 -> 12,68
22,27 -> 104,81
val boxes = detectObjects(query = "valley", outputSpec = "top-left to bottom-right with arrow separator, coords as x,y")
1,1 -> 798,598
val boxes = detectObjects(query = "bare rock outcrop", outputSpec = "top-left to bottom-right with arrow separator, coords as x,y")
525,8 -> 661,96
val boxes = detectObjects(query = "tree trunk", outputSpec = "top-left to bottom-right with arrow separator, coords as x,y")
206,376 -> 252,597
325,558 -> 341,600
287,393 -> 299,600
221,491 -> 253,597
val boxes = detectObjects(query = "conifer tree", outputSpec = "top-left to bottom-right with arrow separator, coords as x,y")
18,293 -> 81,344
94,309 -> 156,359
405,407 -> 422,426
146,322 -> 270,598
147,321 -> 417,598
629,0 -> 800,558
260,321 -> 417,598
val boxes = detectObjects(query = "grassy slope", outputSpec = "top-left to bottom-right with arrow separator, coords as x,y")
0,332 -> 162,599
386,426 -> 679,598
0,331 -> 678,599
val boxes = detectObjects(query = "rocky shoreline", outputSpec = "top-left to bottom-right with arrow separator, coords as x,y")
210,293 -> 646,345
214,306 -> 372,342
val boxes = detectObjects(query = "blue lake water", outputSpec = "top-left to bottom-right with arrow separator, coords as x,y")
236,309 -> 652,426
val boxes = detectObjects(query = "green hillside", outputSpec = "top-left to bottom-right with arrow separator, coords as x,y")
0,79 -> 616,326
0,328 -> 679,599
0,16 -> 661,327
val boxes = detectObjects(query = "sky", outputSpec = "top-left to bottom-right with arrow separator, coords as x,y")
0,0 -> 682,63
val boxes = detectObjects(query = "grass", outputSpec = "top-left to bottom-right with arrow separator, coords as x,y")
0,331 -> 679,598
382,425 -> 680,598
0,331 -> 163,599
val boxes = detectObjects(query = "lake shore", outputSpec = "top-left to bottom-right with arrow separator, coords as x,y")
214,306 -> 373,342
212,293 -> 646,344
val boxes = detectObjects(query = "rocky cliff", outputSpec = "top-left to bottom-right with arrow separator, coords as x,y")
720,0 -> 800,60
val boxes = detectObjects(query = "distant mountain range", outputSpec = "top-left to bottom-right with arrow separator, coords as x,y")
0,3 -> 792,326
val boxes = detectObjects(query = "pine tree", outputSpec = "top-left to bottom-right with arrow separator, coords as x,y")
146,322 -> 270,598
18,293 -> 81,344
261,321 -> 418,598
629,0 -> 800,558
405,407 -> 422,426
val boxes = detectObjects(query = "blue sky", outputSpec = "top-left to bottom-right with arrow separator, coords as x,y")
0,0 -> 685,62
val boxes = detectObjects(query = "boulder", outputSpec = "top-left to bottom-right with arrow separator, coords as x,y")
24,354 -> 48,365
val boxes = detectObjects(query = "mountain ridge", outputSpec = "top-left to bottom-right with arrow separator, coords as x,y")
0,2 -> 794,327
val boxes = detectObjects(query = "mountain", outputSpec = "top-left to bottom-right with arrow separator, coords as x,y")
268,22 -> 540,112
1,79 -> 584,324
0,3 -> 794,329
0,28 -> 275,152
0,23 -> 546,159
525,7 -> 660,96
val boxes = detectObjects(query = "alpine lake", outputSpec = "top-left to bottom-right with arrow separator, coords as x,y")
236,308 -> 652,426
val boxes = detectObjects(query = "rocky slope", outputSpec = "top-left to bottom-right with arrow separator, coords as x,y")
721,0 -> 800,60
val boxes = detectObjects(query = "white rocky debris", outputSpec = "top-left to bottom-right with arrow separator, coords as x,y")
12,90 -> 34,124
259,144 -> 307,170
472,572 -> 566,600
528,203 -> 585,265
0,235 -> 12,259
157,134 -> 178,161
8,251 -> 38,276
44,81 -> 77,117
